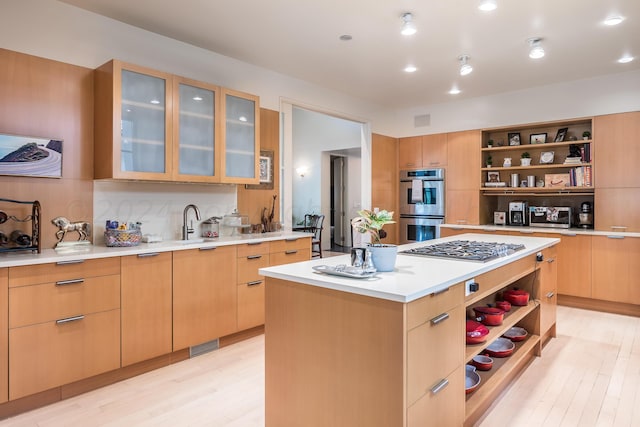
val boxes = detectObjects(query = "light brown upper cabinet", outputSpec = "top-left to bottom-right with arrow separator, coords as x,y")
446,130 -> 480,190
94,60 -> 259,184
398,134 -> 447,170
594,112 -> 640,188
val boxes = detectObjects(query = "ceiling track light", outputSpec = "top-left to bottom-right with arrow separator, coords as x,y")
527,37 -> 545,59
401,12 -> 417,36
478,0 -> 497,11
458,55 -> 473,76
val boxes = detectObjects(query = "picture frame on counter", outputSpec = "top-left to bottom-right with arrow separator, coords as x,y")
530,132 -> 547,144
554,127 -> 568,142
508,132 -> 521,146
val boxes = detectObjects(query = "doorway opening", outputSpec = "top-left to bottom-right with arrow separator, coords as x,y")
330,155 -> 349,253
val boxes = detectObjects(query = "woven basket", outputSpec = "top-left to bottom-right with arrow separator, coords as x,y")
104,229 -> 142,247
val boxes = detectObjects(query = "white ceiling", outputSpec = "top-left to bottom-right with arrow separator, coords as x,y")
59,0 -> 640,109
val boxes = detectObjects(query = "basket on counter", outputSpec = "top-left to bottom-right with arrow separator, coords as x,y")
104,228 -> 142,247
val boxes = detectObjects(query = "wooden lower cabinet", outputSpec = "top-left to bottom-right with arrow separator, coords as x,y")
408,367 -> 464,427
555,233 -> 592,298
121,252 -> 173,366
9,309 -> 121,400
269,236 -> 311,265
592,235 -> 640,305
173,245 -> 238,350
237,242 -> 271,331
0,269 -> 7,404
539,246 -> 558,338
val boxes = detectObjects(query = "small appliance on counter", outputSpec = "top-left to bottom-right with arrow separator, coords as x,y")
529,206 -> 572,229
576,202 -> 593,229
493,211 -> 506,226
508,201 -> 528,226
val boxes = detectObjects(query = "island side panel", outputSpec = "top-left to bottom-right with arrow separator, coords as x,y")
265,277 -> 406,427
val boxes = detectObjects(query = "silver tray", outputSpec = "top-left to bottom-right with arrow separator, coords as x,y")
312,265 -> 376,279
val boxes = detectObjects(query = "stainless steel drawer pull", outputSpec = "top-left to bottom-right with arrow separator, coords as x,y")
285,238 -> 299,242
562,233 -> 577,236
247,255 -> 263,260
430,378 -> 449,395
137,252 -> 160,258
432,287 -> 450,296
56,315 -> 85,324
199,246 -> 218,251
546,292 -> 555,298
519,230 -> 534,234
285,250 -> 298,254
430,312 -> 450,325
606,235 -> 625,239
55,278 -> 84,286
56,259 -> 85,265
247,280 -> 263,287
247,242 -> 262,246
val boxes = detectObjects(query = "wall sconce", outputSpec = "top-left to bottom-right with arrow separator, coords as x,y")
296,166 -> 309,177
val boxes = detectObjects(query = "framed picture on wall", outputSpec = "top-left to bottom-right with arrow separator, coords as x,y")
0,133 -> 63,178
245,149 -> 274,190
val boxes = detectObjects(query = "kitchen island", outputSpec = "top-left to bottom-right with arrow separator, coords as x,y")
260,233 -> 559,427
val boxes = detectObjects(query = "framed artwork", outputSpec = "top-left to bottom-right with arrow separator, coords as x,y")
487,171 -> 500,183
0,133 -> 63,178
554,127 -> 568,142
530,133 -> 547,144
508,132 -> 521,146
540,151 -> 555,164
245,149 -> 274,190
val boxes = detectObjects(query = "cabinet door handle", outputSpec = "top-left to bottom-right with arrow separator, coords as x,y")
430,378 -> 449,395
606,235 -> 625,239
430,312 -> 450,325
247,255 -> 263,260
137,252 -> 160,258
247,242 -> 262,246
519,230 -> 534,234
247,280 -> 263,287
561,232 -> 577,237
56,278 -> 84,286
199,246 -> 218,251
56,259 -> 84,265
56,315 -> 85,324
285,250 -> 298,255
547,258 -> 555,263
432,287 -> 450,296
546,292 -> 555,298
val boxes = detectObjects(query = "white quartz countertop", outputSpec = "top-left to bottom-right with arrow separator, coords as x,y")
440,223 -> 640,238
0,231 -> 312,268
259,233 -> 559,303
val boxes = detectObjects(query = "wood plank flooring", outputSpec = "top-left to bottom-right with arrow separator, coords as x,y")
1,306 -> 639,426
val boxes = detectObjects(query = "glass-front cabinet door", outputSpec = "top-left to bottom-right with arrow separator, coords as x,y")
221,89 -> 260,184
118,64 -> 172,180
172,77 -> 220,182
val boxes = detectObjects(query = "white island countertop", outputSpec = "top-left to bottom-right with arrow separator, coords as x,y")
259,233 -> 559,303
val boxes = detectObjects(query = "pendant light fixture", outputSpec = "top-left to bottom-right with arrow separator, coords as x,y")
527,37 -> 545,59
401,13 -> 417,36
458,55 -> 473,76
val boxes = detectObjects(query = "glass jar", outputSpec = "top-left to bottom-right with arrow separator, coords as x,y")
201,217 -> 221,238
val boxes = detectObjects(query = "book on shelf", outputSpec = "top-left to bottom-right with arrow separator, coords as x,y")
564,156 -> 582,165
569,165 -> 592,187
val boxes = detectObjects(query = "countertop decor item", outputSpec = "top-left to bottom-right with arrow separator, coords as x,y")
351,208 -> 397,271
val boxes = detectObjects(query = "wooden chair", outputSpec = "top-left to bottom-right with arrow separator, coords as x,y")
303,214 -> 325,258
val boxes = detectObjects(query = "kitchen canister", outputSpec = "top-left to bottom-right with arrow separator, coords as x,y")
510,173 -> 520,188
527,175 -> 536,187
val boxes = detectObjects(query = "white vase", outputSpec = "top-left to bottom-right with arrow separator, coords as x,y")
520,158 -> 531,166
368,244 -> 397,272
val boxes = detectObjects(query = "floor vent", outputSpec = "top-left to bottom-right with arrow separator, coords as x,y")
190,338 -> 220,358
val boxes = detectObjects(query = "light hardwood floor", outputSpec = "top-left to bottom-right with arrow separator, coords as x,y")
1,306 -> 639,426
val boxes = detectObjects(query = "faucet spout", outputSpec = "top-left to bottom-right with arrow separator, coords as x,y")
182,204 -> 201,240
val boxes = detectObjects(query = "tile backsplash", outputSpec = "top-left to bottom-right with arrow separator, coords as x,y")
93,181 -> 237,243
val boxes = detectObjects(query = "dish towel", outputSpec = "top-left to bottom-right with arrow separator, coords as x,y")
411,179 -> 423,203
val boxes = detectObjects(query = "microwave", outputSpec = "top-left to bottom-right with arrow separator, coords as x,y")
529,206 -> 572,229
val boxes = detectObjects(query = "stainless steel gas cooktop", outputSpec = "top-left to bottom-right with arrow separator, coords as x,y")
400,240 -> 525,262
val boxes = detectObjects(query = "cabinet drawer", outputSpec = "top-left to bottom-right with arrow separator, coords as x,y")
9,257 -> 120,288
407,366 -> 464,427
237,280 -> 265,330
237,254 -> 270,284
407,283 -> 463,331
9,308 -> 121,400
407,304 -> 464,405
237,241 -> 270,258
9,274 -> 120,328
270,237 -> 311,253
270,250 -> 310,266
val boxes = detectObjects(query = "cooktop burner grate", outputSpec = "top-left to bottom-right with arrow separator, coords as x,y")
400,240 -> 525,262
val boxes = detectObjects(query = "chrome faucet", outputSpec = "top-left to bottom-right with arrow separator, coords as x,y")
182,204 -> 201,240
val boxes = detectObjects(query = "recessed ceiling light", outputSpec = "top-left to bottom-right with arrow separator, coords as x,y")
404,65 -> 417,73
449,88 -> 461,95
527,37 -> 545,59
401,13 -> 417,36
604,16 -> 624,26
618,55 -> 634,64
478,0 -> 497,11
339,34 -> 353,41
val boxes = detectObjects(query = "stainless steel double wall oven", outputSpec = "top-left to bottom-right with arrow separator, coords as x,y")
399,169 -> 445,243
